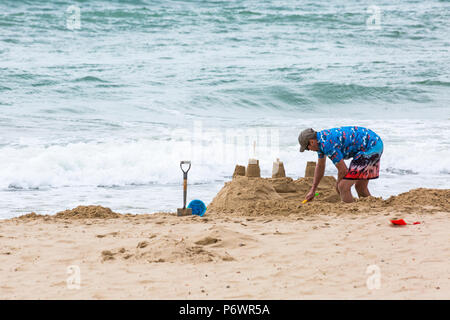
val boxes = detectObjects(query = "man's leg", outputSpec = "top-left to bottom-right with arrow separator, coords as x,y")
338,179 -> 356,203
355,179 -> 371,198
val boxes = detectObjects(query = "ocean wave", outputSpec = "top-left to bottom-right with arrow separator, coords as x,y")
95,83 -> 129,88
412,80 -> 450,87
0,139 -> 237,190
73,76 -> 108,83
385,167 -> 418,175
217,86 -> 312,110
1,132 -> 449,190
1,38 -> 20,43
242,12 -> 362,27
303,82 -> 431,104
31,80 -> 58,87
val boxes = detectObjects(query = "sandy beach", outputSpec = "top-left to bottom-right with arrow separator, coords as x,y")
1,175 -> 448,300
2,0 -> 449,303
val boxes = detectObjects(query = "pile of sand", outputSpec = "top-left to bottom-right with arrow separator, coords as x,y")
384,188 -> 450,209
100,239 -> 221,264
207,176 -> 450,216
99,226 -> 248,264
14,206 -> 123,220
207,175 -> 339,216
14,212 -> 47,220
54,205 -> 121,219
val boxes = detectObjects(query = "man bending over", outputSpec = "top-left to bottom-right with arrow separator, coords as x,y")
298,126 -> 383,203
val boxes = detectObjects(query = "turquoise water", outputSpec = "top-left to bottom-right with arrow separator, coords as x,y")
0,0 -> 449,218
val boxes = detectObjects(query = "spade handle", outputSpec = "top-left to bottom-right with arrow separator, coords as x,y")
180,161 -> 191,209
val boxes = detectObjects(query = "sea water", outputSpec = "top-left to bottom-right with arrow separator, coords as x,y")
0,0 -> 449,218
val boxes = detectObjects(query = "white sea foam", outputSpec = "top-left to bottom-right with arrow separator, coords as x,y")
1,123 -> 448,190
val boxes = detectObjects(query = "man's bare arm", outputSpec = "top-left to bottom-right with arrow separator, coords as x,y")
305,157 -> 326,201
311,157 -> 326,191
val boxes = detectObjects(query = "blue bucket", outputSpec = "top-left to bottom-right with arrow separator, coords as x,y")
187,199 -> 207,217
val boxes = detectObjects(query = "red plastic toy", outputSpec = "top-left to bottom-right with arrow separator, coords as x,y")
390,219 -> 421,226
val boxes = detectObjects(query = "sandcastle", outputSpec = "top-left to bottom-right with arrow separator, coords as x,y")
208,159 -> 450,216
208,160 -> 342,215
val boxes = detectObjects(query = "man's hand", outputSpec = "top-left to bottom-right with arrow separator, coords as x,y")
305,189 -> 316,202
304,157 -> 326,203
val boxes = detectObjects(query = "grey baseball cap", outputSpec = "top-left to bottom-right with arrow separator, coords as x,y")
298,128 -> 317,152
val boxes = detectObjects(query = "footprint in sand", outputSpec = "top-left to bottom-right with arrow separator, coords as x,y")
195,237 -> 220,246
137,241 -> 149,249
101,250 -> 116,261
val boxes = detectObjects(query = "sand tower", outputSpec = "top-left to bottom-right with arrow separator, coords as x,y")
233,165 -> 246,178
272,158 -> 286,178
305,161 -> 316,177
246,159 -> 261,178
245,141 -> 261,178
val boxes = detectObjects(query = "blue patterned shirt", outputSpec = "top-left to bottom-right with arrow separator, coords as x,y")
317,126 -> 382,164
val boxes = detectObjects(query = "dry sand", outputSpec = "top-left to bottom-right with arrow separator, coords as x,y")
0,176 -> 449,299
